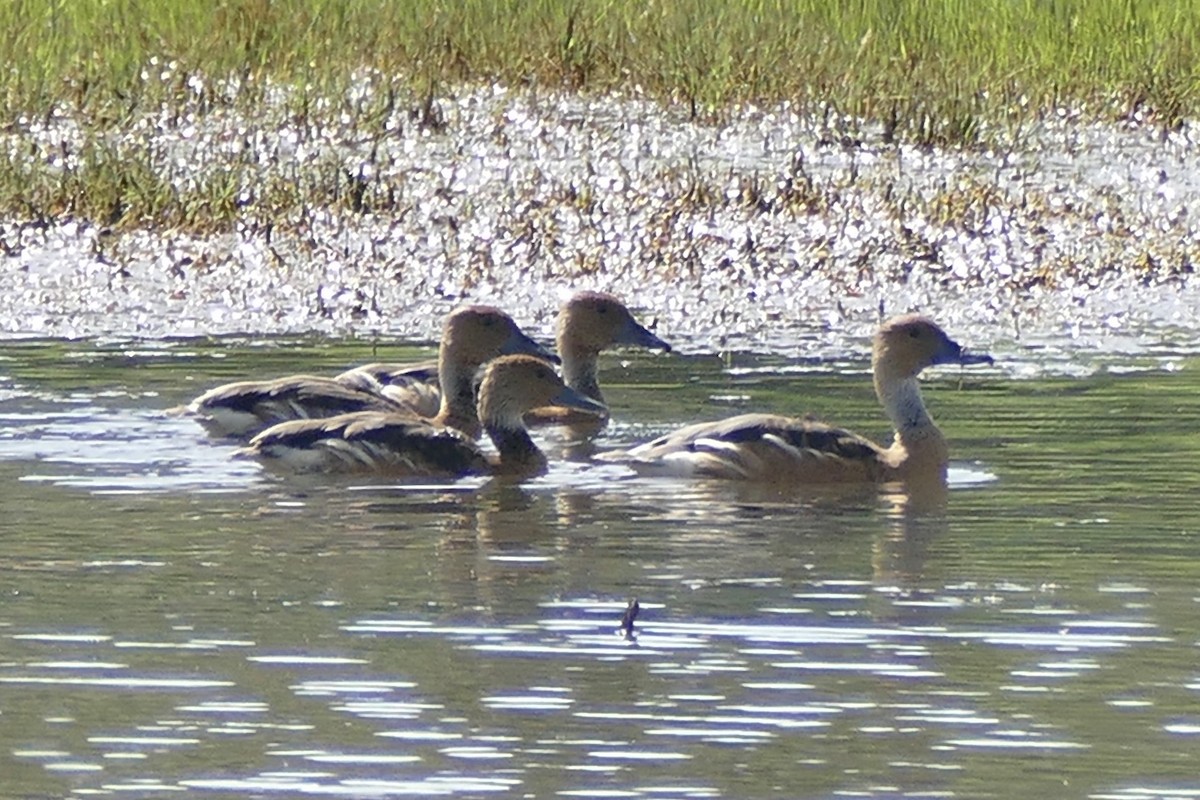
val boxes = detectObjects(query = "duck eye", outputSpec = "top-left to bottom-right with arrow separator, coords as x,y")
908,328 -> 921,338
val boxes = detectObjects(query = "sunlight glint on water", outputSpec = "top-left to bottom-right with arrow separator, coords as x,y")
0,339 -> 1199,798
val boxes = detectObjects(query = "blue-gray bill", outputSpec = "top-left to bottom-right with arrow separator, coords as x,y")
616,317 -> 671,352
551,384 -> 608,416
504,329 -> 561,364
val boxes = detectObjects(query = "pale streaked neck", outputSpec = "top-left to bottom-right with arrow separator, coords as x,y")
482,396 -> 547,475
478,390 -> 530,433
559,338 -> 603,403
875,373 -> 936,441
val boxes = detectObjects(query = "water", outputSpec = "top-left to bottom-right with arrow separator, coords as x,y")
2,337 -> 1200,799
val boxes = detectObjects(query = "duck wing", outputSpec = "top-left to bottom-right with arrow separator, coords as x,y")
240,411 -> 489,476
337,361 -> 442,418
621,413 -> 887,482
187,375 -> 402,439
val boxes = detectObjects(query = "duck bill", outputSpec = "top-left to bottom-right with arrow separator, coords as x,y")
503,329 -> 561,365
933,337 -> 993,367
550,384 -> 608,416
958,351 -> 994,366
616,318 -> 672,352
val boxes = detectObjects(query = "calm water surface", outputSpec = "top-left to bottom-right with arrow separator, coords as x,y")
2,337 -> 1199,799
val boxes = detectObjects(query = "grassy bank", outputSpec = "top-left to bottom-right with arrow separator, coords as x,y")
2,0 -> 1200,234
5,0 -> 1200,136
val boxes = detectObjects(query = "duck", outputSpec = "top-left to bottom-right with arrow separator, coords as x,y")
340,291 -> 670,428
528,290 -> 670,427
334,359 -> 441,418
178,372 -> 400,441
609,314 -> 990,485
180,305 -> 555,440
238,355 -> 607,478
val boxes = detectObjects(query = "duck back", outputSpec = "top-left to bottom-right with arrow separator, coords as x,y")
242,412 -> 489,476
624,413 -> 888,482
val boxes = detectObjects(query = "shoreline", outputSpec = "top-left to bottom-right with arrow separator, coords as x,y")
3,86 -> 1200,369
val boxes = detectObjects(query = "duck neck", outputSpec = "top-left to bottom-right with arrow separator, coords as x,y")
485,423 -> 547,476
559,338 -> 604,404
875,372 -> 936,442
875,369 -> 948,478
436,357 -> 481,439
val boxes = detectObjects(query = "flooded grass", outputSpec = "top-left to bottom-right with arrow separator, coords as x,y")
3,77 -> 1200,348
3,2 -> 1200,348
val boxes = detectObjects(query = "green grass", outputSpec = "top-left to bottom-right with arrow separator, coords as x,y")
3,0 -> 1200,232
4,0 -> 1200,133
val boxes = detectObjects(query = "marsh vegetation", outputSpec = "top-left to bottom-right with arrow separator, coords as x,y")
2,1 -> 1199,346
8,1 -> 1200,132
5,0 -> 1200,226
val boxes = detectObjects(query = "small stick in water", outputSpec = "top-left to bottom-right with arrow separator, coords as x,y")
618,598 -> 640,641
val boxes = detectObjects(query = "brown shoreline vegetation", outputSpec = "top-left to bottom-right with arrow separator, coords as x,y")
1,1 -> 1199,343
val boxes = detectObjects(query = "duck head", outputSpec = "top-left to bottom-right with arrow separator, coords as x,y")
443,305 -> 560,366
873,314 -> 992,381
477,355 -> 608,429
559,291 -> 671,354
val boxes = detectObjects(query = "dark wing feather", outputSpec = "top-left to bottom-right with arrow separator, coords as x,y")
246,411 -> 489,475
622,412 -> 886,481
339,362 -> 443,418
339,360 -> 440,387
202,376 -> 398,416
716,417 -> 881,462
